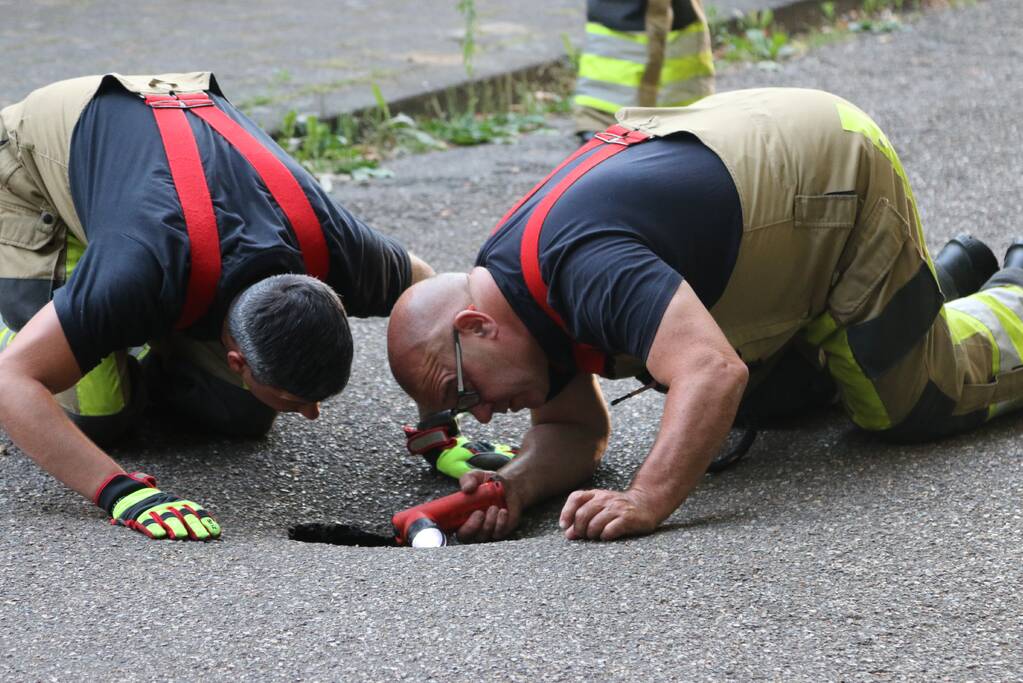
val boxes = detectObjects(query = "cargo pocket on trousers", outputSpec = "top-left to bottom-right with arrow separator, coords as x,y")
0,202 -> 62,329
793,193 -> 858,314
829,196 -> 908,320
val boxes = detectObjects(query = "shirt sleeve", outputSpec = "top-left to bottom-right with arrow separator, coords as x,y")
52,234 -> 178,374
546,231 -> 683,363
325,205 -> 412,318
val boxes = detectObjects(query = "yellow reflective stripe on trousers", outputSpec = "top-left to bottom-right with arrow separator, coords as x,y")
0,323 -> 15,352
578,52 -> 714,89
973,292 -> 1023,367
660,52 -> 714,85
803,311 -> 890,430
76,354 -> 127,416
823,328 -> 891,430
61,232 -> 127,416
835,102 -> 931,267
944,305 -> 999,371
975,285 -> 1023,362
65,233 -> 86,276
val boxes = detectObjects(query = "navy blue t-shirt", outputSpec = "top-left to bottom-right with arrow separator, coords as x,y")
476,134 -> 742,386
58,80 -> 410,374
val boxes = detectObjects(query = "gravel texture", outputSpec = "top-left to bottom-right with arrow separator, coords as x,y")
1,1 -> 1021,680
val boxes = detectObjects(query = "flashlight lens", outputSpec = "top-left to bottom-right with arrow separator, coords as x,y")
410,527 -> 447,548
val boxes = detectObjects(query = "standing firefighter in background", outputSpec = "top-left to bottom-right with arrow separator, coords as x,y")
574,0 -> 715,136
0,73 -> 432,541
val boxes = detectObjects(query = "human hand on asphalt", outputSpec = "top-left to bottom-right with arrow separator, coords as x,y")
559,488 -> 661,541
454,470 -> 521,543
94,472 -> 221,541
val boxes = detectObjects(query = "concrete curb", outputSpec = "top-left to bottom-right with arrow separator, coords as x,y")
341,0 -> 903,124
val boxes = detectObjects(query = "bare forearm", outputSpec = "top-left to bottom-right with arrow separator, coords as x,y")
629,359 -> 747,519
0,374 -> 123,499
502,422 -> 606,509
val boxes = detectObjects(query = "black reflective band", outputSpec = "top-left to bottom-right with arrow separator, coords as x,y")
117,492 -> 183,523
882,380 -> 985,443
847,263 -> 943,379
96,475 -> 148,515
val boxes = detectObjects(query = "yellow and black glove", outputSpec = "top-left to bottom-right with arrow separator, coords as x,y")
93,472 -> 221,541
404,410 -> 519,480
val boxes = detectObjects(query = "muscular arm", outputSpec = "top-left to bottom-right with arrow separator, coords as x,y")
506,372 -> 609,506
456,371 -> 610,541
0,302 -> 124,498
561,281 -> 748,540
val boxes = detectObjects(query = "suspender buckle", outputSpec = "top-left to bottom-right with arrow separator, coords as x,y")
593,130 -> 630,146
593,127 -> 649,146
143,93 -> 214,109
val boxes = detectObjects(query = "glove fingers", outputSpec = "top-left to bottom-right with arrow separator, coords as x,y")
180,504 -> 218,541
168,506 -> 205,541
137,515 -> 167,539
150,510 -> 187,540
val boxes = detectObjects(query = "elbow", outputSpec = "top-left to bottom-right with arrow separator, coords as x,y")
718,352 -> 749,410
0,361 -> 21,418
726,354 -> 749,396
408,253 -> 436,283
590,404 -> 611,466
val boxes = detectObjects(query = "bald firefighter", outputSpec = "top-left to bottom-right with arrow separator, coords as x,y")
0,73 -> 432,541
389,88 -> 1023,543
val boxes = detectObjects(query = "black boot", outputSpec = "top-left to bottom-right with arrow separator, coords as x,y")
933,233 -> 998,300
1003,237 -> 1023,270
979,237 -> 1023,291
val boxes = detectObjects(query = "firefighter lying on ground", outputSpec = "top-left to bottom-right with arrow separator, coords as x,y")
388,88 -> 1023,543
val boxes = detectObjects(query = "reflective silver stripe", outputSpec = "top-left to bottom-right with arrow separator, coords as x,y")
947,295 -> 1023,371
581,27 -> 709,64
575,77 -> 641,108
581,31 -> 648,62
657,76 -> 715,106
979,285 -> 1023,368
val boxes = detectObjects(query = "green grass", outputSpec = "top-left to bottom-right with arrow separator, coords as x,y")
706,0 -> 961,66
279,0 -> 958,183
275,78 -> 572,183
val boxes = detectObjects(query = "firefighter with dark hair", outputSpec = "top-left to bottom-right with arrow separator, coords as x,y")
0,73 -> 433,541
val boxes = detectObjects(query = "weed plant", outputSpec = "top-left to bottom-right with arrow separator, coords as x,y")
276,76 -> 571,184
279,0 -> 959,183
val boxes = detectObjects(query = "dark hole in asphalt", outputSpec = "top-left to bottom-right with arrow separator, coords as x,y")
289,522 -> 398,547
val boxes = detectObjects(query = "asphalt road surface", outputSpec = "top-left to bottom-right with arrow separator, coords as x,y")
1,1 -> 1020,680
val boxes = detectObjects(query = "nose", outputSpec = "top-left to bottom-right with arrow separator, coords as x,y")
469,403 -> 494,424
299,402 -> 321,420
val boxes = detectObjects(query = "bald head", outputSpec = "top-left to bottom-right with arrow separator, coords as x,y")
387,272 -> 471,400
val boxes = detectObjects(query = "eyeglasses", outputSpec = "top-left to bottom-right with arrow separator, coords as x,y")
451,328 -> 481,414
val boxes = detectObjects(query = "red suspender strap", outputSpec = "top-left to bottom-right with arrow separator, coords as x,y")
145,94 -> 222,329
515,125 -> 650,375
145,92 -> 329,329
490,134 -> 606,236
185,98 -> 329,281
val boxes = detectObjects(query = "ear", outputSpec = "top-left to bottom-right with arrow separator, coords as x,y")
225,348 -> 248,376
453,308 -> 498,339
